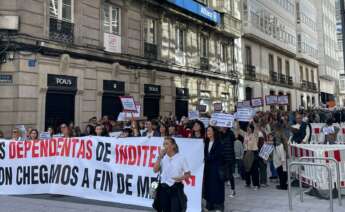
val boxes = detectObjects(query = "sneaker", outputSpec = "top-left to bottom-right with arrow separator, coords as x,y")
253,186 -> 259,191
229,190 -> 236,198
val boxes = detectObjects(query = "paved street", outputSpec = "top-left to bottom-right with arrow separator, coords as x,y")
0,179 -> 344,212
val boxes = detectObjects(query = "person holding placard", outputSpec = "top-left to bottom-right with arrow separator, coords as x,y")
321,118 -> 340,144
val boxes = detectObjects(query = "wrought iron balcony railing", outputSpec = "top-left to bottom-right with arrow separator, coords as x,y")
144,42 -> 158,60
49,18 -> 74,44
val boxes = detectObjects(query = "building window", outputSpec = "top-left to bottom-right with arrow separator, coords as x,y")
200,91 -> 211,112
245,87 -> 252,100
245,46 -> 252,65
103,3 -> 120,35
49,0 -> 74,43
200,35 -> 209,58
220,43 -> 228,63
301,95 -> 304,107
287,93 -> 291,111
305,67 -> 309,82
312,96 -> 315,106
269,54 -> 274,72
176,27 -> 185,52
50,0 -> 73,22
221,93 -> 230,113
300,66 -> 303,81
311,69 -> 314,83
144,18 -> 156,44
277,57 -> 282,74
285,60 -> 290,76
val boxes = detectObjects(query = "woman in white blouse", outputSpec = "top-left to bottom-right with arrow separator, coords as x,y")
153,137 -> 191,212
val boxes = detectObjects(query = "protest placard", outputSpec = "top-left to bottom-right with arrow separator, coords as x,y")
0,137 -> 204,212
117,102 -> 140,121
120,96 -> 137,112
259,143 -> 274,160
235,108 -> 256,122
188,111 -> 200,120
265,95 -> 278,105
322,126 -> 335,135
251,98 -> 263,107
242,100 -> 251,107
213,103 -> 222,112
197,105 -> 207,112
39,132 -> 51,139
277,95 -> 289,105
210,113 -> 234,128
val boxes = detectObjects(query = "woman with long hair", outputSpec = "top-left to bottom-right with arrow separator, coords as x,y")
153,137 -> 190,212
29,129 -> 39,140
95,125 -> 109,137
191,120 -> 205,139
204,126 -> 225,211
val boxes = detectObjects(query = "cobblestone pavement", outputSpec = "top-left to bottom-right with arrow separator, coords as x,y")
0,179 -> 344,212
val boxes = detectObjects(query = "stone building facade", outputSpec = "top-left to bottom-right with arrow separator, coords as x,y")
0,0 -> 241,136
240,0 -> 319,111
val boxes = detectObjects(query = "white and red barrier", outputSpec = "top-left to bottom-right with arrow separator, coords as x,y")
289,144 -> 345,190
310,123 -> 345,144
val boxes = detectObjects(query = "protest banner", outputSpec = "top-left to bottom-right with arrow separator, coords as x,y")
277,95 -> 289,105
213,103 -> 222,112
210,113 -> 234,128
0,137 -> 204,212
265,95 -> 278,105
188,111 -> 200,120
242,100 -> 251,107
251,98 -> 263,107
259,144 -> 274,160
120,96 -> 137,112
235,108 -> 256,122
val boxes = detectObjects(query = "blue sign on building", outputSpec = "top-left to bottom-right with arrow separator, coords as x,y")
166,0 -> 221,24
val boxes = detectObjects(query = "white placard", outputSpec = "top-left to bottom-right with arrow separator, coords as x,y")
242,100 -> 251,107
235,108 -> 256,122
265,95 -> 278,105
109,132 -> 122,137
39,132 -> 51,139
210,113 -> 234,128
259,144 -> 274,160
251,98 -> 263,107
117,103 -> 141,121
322,126 -> 335,135
104,33 -> 121,53
120,96 -> 137,112
188,111 -> 200,120
277,95 -> 289,105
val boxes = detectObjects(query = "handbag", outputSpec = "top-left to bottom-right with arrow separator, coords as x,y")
243,151 -> 254,172
150,173 -> 161,199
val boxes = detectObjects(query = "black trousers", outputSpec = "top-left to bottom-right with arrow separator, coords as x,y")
245,157 -> 260,187
158,183 -> 186,212
277,166 -> 288,189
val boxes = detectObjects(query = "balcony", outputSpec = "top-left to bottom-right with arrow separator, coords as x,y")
200,57 -> 209,70
307,82 -> 317,91
244,65 -> 256,80
301,80 -> 308,89
221,13 -> 241,38
279,74 -> 286,84
144,42 -> 158,60
49,18 -> 74,44
288,76 -> 293,86
270,72 -> 278,82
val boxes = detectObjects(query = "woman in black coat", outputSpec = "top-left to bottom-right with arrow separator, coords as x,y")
204,126 -> 225,211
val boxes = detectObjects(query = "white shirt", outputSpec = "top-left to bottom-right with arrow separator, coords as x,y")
273,143 -> 287,171
208,141 -> 214,153
160,153 -> 190,186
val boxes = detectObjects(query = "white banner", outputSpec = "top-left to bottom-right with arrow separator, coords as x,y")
210,113 -> 234,128
265,95 -> 278,105
0,137 -> 204,212
251,98 -> 263,107
104,33 -> 121,53
120,96 -> 137,112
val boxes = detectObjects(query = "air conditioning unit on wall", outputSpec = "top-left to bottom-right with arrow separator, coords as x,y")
0,16 -> 19,31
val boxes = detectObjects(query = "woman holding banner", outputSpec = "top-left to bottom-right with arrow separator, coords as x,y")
153,137 -> 190,212
28,129 -> 39,140
203,126 -> 225,211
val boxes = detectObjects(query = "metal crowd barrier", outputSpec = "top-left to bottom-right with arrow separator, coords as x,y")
288,161 -> 333,212
298,157 -> 342,206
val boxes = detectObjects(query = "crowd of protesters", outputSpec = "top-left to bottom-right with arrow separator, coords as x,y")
1,108 -> 345,212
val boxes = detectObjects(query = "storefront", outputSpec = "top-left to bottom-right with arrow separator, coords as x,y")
175,88 -> 189,120
45,74 -> 77,131
143,84 -> 161,119
102,80 -> 125,120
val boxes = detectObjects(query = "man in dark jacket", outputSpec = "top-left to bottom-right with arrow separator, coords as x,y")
291,113 -> 310,144
219,127 -> 236,197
